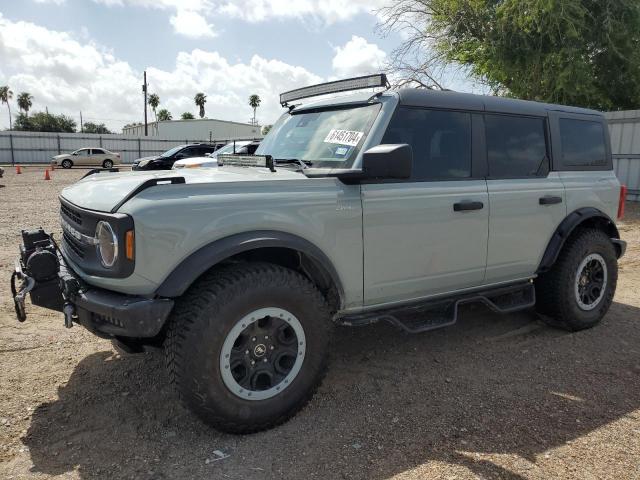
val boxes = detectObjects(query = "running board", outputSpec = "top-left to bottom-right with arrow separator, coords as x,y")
338,281 -> 536,334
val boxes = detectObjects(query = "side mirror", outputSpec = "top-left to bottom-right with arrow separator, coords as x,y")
361,144 -> 412,180
72,152 -> 78,156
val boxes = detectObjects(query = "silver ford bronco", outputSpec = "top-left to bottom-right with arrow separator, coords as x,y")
12,74 -> 627,433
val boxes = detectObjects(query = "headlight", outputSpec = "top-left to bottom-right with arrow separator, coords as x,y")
138,159 -> 150,167
95,221 -> 118,268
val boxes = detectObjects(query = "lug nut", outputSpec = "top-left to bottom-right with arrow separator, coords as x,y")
245,350 -> 249,355
252,337 -> 256,342
270,345 -> 275,350
251,360 -> 255,366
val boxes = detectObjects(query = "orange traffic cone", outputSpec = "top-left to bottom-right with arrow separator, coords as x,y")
44,169 -> 51,181
16,165 -> 21,174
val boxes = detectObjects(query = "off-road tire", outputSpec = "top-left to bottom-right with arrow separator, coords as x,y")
536,228 -> 617,331
164,262 -> 333,434
61,159 -> 72,169
102,159 -> 114,169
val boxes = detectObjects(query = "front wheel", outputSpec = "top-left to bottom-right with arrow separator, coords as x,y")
61,159 -> 72,169
536,228 -> 618,331
102,159 -> 113,169
164,263 -> 332,433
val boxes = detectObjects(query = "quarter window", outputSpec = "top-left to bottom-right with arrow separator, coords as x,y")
559,118 -> 606,166
381,107 -> 472,180
485,115 -> 548,178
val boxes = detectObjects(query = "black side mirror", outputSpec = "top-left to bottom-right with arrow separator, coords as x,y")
361,144 -> 412,179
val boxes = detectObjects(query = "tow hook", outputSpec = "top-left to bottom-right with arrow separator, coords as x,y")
63,302 -> 75,329
11,265 -> 35,323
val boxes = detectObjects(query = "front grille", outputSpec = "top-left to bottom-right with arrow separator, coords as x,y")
60,203 -> 82,226
63,231 -> 86,258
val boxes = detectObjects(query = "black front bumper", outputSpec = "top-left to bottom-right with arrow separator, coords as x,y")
13,232 -> 174,338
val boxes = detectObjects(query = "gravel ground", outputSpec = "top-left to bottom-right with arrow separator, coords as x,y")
1,166 -> 639,480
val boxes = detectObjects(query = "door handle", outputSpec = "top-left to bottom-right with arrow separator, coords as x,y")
453,201 -> 484,212
539,195 -> 562,205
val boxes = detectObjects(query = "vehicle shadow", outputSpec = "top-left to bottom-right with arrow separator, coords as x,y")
23,301 -> 640,479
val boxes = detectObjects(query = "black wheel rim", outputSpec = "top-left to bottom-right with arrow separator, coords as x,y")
574,253 -> 607,311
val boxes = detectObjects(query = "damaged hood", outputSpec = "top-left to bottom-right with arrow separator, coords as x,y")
59,167 -> 308,213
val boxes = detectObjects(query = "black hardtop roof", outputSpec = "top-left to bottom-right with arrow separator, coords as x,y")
396,88 -> 602,117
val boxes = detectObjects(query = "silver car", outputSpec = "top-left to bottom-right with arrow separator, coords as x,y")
12,74 -> 627,434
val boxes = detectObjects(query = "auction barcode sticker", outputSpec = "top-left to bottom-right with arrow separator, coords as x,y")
324,129 -> 364,147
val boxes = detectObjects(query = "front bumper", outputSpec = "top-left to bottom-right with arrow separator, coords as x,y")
12,231 -> 174,338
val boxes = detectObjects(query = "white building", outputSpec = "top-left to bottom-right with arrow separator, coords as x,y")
122,118 -> 262,141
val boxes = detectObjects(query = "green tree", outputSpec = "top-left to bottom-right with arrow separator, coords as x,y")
157,108 -> 172,121
194,92 -> 207,118
381,0 -> 640,110
148,93 -> 160,134
248,94 -> 261,125
0,86 -> 13,129
14,111 -> 76,132
181,112 -> 195,120
17,92 -> 33,116
83,121 -> 112,134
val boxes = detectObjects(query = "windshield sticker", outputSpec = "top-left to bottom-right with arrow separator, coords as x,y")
324,129 -> 364,147
335,146 -> 350,156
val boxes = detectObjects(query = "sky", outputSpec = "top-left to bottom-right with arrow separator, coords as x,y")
0,0 -> 474,132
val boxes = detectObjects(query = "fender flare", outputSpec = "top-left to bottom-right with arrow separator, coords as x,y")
155,230 -> 344,302
537,207 -> 620,273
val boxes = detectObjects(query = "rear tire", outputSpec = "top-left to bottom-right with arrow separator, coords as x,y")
61,159 -> 72,169
102,159 -> 113,169
164,263 -> 332,433
535,228 -> 617,331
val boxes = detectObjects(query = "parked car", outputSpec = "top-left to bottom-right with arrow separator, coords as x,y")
12,74 -> 627,435
52,148 -> 121,169
172,141 -> 260,169
0,166 -> 4,178
132,144 -> 217,171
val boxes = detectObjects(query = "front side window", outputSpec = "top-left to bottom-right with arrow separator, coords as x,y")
381,107 -> 472,180
485,115 -> 548,178
256,104 -> 381,168
559,118 -> 607,167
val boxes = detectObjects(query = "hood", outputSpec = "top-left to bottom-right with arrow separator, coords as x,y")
173,156 -> 217,168
60,166 -> 308,213
53,154 -> 70,159
132,155 -> 161,164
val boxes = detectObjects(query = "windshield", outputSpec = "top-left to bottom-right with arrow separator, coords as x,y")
161,145 -> 186,158
256,103 -> 381,168
212,141 -> 251,157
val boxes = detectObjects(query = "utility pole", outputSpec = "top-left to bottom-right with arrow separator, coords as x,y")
80,111 -> 83,133
142,70 -> 148,136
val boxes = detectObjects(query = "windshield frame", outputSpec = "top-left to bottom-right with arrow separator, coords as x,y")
255,102 -> 383,169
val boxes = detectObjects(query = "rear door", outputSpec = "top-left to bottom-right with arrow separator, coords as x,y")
361,107 -> 489,306
90,148 -> 106,165
484,114 -> 566,284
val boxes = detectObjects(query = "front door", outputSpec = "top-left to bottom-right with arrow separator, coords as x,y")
362,107 -> 489,307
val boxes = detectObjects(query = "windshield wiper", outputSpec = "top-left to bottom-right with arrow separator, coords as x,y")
274,158 -> 312,170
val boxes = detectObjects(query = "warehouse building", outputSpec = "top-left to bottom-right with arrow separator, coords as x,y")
122,118 -> 262,141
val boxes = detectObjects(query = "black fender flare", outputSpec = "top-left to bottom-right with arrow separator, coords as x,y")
155,230 -> 344,303
537,207 -> 621,273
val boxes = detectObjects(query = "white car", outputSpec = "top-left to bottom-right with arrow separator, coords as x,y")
172,141 -> 259,169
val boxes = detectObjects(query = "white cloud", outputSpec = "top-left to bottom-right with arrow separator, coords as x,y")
169,10 -> 217,38
0,15 -> 322,132
332,35 -> 387,78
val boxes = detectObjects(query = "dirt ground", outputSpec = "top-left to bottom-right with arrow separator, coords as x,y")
1,166 -> 639,480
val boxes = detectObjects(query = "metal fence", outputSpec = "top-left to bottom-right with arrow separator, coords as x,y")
606,111 -> 640,201
0,131 -> 259,165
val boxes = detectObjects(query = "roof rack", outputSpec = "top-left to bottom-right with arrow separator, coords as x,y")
279,74 -> 389,107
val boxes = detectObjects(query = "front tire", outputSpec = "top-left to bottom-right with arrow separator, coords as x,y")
102,159 -> 113,169
61,159 -> 72,169
536,228 -> 618,331
164,263 -> 332,433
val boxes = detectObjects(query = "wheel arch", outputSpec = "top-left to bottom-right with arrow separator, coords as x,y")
537,207 -> 621,273
155,231 -> 345,311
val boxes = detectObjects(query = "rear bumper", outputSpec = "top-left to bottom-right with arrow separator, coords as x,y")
12,231 -> 174,338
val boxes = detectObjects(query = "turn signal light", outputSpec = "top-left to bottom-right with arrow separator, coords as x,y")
618,185 -> 627,219
125,230 -> 135,260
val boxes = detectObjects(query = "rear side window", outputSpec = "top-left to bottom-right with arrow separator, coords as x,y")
559,118 -> 606,167
485,115 -> 548,178
92,149 -> 105,154
382,107 -> 471,181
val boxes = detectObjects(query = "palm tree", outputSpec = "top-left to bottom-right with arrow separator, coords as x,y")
249,94 -> 261,125
148,93 -> 160,134
0,86 -> 14,130
157,109 -> 172,121
194,92 -> 207,118
17,92 -> 33,116
181,112 -> 195,120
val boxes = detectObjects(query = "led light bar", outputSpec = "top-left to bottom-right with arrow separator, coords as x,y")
217,154 -> 275,172
280,74 -> 388,106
